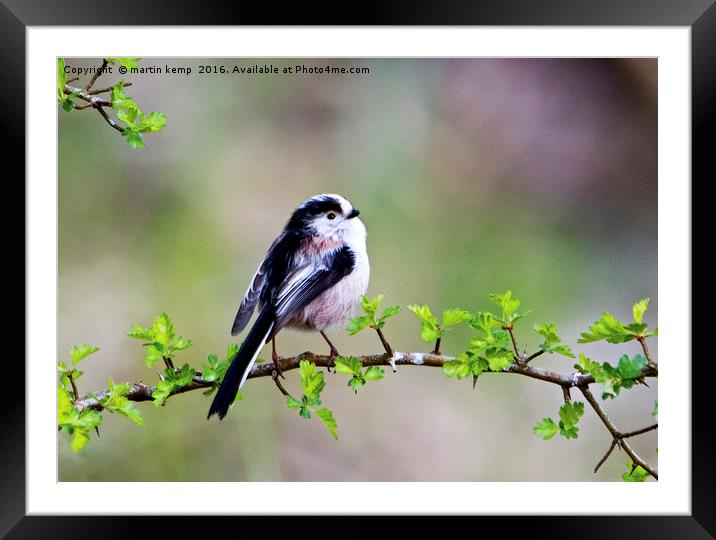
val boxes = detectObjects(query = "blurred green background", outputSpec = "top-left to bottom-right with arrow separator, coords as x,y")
59,58 -> 657,481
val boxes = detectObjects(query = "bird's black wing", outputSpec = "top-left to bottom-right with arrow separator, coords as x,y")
231,231 -> 301,336
269,245 -> 356,337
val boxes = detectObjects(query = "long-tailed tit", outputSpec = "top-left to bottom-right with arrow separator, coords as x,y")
208,194 -> 370,419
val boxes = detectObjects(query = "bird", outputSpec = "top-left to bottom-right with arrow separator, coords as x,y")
208,194 -> 370,420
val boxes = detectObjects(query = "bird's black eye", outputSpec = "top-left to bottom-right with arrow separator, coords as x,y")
327,212 -> 337,220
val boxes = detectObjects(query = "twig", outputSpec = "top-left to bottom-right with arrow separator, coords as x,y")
95,106 -> 125,133
505,326 -> 522,362
64,84 -> 112,107
73,350 -> 657,413
637,336 -> 658,372
271,370 -> 290,397
374,328 -> 393,356
432,337 -> 441,355
84,59 -> 108,91
524,349 -> 544,364
594,439 -> 618,473
67,373 -> 80,401
579,385 -> 658,480
562,386 -> 571,403
621,423 -> 658,439
89,81 -> 132,95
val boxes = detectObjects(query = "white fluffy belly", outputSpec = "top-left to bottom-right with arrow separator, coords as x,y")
287,258 -> 370,332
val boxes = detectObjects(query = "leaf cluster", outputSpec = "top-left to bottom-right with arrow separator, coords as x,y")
347,294 -> 401,335
533,401 -> 585,440
534,322 -> 575,358
285,360 -> 338,440
57,344 -> 100,391
443,310 -> 512,380
58,386 -> 102,451
407,304 -> 472,343
579,298 -> 657,344
111,81 -> 167,148
334,356 -> 384,393
127,313 -> 193,368
574,353 -> 649,399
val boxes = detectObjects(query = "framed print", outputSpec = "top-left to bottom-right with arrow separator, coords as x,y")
9,0 -> 707,537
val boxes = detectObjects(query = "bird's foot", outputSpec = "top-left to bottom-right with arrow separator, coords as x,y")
272,350 -> 285,379
326,346 -> 340,373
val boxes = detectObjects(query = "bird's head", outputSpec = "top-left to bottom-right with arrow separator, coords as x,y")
286,194 -> 364,241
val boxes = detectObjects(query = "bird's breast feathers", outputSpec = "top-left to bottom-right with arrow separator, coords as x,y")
286,237 -> 370,332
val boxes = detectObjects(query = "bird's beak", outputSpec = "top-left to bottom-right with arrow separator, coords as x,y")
348,208 -> 360,219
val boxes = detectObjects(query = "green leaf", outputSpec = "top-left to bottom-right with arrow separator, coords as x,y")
71,429 -> 91,451
573,353 -> 602,375
594,362 -> 621,399
420,323 -> 440,343
299,360 -> 325,401
578,312 -> 633,344
334,356 -> 362,376
138,111 -> 167,133
101,377 -> 143,426
346,315 -> 372,335
122,129 -> 145,149
58,385 -> 103,452
127,324 -> 153,340
173,336 -> 193,351
361,294 -> 383,319
443,359 -> 466,379
533,418 -> 559,440
633,298 -> 650,324
534,322 -> 561,348
70,344 -> 100,366
467,355 -> 489,378
622,462 -> 649,482
555,402 -> 584,440
617,354 -> 648,380
150,313 -> 175,346
550,344 -> 576,358
152,364 -> 195,406
380,305 -> 402,321
559,423 -> 579,439
652,400 -> 658,421
407,304 -> 443,342
316,408 -> 339,440
559,401 -> 585,427
470,312 -> 496,334
57,58 -> 67,100
117,106 -> 138,126
117,401 -> 143,425
347,377 -> 365,393
485,350 -> 512,372
407,304 -> 437,325
534,323 -> 574,356
144,344 -> 164,368
111,81 -> 135,111
57,387 -> 75,422
489,290 -> 524,323
286,396 -> 302,409
364,366 -> 385,381
442,308 -> 473,327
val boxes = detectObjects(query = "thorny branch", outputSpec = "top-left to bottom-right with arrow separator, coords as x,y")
72,340 -> 659,479
62,59 -> 133,134
579,385 -> 658,479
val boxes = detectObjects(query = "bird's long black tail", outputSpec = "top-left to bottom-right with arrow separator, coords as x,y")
208,308 -> 274,420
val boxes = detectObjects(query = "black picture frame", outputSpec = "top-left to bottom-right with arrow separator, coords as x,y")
8,1 -> 706,537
